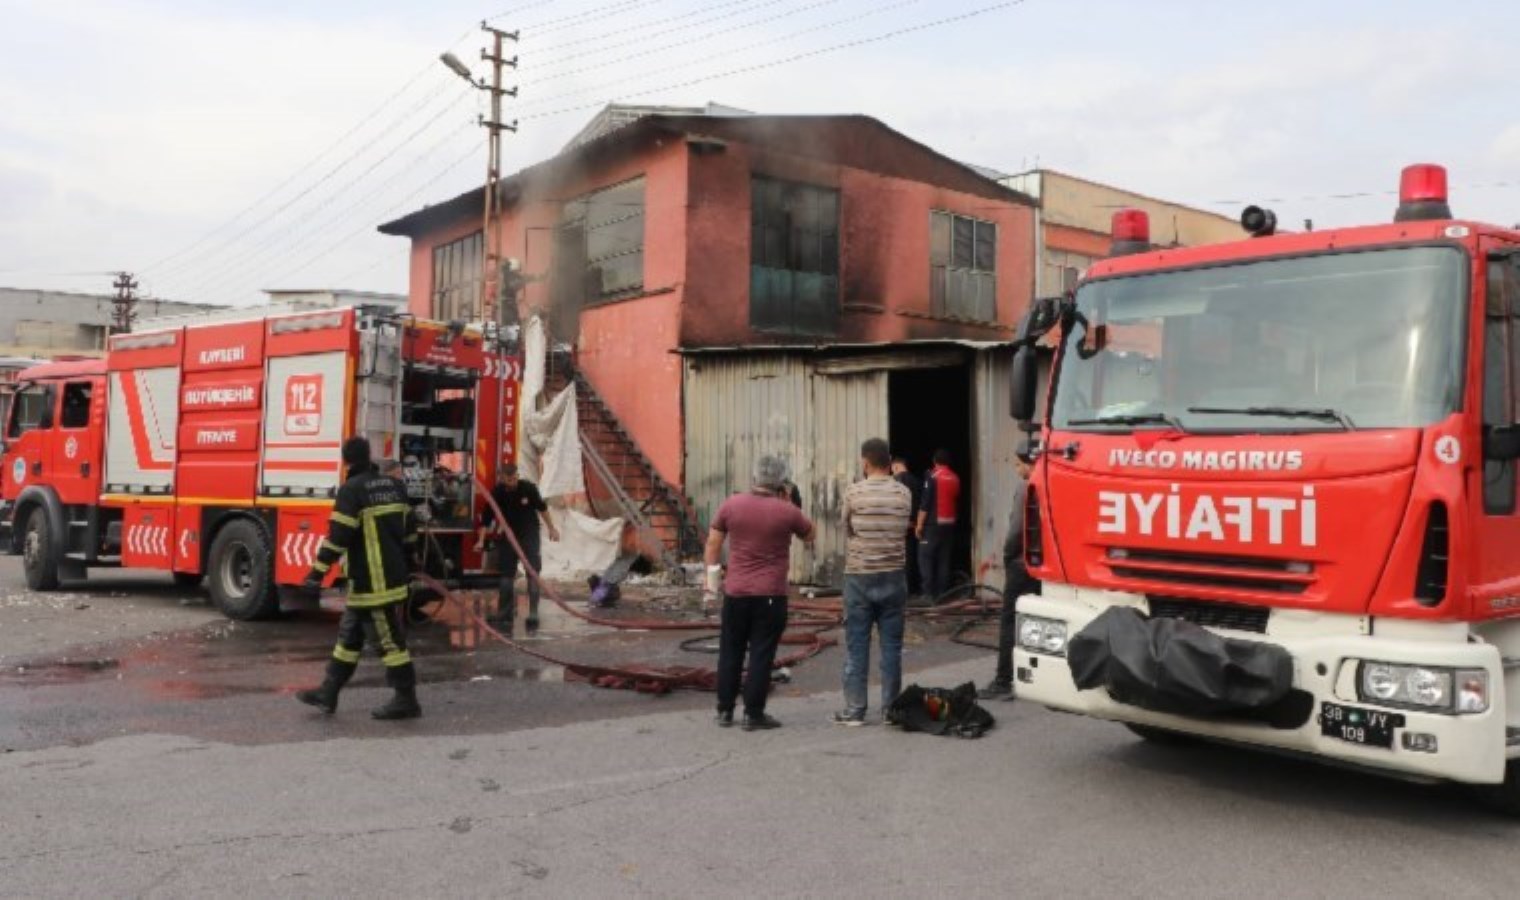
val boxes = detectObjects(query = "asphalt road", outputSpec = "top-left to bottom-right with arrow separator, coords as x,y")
1,561 -> 1518,898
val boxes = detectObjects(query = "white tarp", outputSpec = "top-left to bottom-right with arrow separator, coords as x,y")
523,380 -> 584,499
540,508 -> 623,578
522,314 -> 547,407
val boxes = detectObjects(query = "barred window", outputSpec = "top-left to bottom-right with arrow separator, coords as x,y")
431,231 -> 483,321
930,210 -> 997,322
560,177 -> 645,304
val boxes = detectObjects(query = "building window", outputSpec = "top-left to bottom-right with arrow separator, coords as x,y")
930,210 -> 996,321
432,231 -> 483,321
750,176 -> 839,336
559,177 -> 645,304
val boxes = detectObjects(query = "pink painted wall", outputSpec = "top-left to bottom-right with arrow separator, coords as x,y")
396,123 -> 1037,494
682,142 -> 1035,347
578,290 -> 684,486
403,137 -> 691,488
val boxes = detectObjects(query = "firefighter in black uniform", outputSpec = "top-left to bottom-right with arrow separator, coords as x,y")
296,437 -> 422,720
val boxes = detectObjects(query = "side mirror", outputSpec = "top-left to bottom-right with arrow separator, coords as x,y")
1009,345 -> 1039,421
1484,425 -> 1520,461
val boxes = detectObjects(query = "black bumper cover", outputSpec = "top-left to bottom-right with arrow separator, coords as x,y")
1068,606 -> 1295,719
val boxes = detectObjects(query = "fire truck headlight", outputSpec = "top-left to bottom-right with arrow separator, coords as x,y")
1456,670 -> 1490,714
1357,661 -> 1478,713
1405,668 -> 1450,707
1362,663 -> 1402,701
1016,614 -> 1068,657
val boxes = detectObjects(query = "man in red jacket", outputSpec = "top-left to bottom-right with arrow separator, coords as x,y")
914,448 -> 961,601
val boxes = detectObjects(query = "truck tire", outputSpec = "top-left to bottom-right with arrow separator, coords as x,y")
21,507 -> 61,591
207,519 -> 277,621
1124,723 -> 1199,746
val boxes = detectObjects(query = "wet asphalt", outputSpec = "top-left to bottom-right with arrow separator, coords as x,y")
0,571 -> 986,752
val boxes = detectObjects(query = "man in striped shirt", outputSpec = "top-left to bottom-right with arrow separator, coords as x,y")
833,437 -> 914,726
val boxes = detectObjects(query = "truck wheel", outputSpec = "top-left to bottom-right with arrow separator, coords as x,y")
1124,723 -> 1198,746
207,520 -> 277,621
1476,760 -> 1520,817
21,508 -> 61,591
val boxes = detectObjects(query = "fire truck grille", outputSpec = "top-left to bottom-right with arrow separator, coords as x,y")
1147,597 -> 1271,634
1106,548 -> 1312,596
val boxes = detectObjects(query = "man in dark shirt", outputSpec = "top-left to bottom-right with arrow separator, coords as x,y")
891,455 -> 923,596
980,447 -> 1042,700
915,448 -> 962,601
475,463 -> 559,636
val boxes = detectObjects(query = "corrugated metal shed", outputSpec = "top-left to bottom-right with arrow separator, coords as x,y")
685,343 -> 1034,590
684,353 -> 885,585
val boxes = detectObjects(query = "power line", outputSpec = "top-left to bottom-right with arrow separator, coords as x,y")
521,0 -> 1028,121
518,0 -> 888,99
262,145 -> 484,295
186,103 -> 479,301
522,0 -> 811,82
143,64 -> 456,276
502,0 -> 667,35
152,75 -> 464,283
520,0 -> 756,59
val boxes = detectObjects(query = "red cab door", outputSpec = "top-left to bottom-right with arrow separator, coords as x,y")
3,381 -> 56,501
49,378 -> 103,505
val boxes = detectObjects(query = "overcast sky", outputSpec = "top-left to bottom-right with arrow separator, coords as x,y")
3,0 -> 1519,307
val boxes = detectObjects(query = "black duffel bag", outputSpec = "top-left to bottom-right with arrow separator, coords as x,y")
1067,606 -> 1293,717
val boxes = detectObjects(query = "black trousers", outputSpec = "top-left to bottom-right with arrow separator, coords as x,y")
904,533 -> 922,595
496,530 -> 542,620
918,528 -> 955,600
716,595 -> 789,716
326,602 -> 416,690
994,557 -> 1041,685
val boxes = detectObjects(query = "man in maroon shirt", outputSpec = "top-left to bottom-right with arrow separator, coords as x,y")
915,448 -> 962,601
704,454 -> 815,731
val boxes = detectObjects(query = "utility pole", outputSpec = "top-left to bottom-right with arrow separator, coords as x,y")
479,22 -> 519,329
110,271 -> 139,335
441,26 -> 518,327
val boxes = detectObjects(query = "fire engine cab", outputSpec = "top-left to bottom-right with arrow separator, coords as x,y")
0,306 -> 521,621
1009,164 -> 1520,811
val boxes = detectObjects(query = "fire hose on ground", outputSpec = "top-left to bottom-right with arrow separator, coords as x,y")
407,479 -> 1009,694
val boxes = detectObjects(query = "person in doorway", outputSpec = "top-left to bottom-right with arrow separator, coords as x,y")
296,437 -> 422,720
704,454 -> 816,731
915,448 -> 961,601
475,463 -> 560,636
979,447 -> 1043,700
891,455 -> 923,596
834,438 -> 913,726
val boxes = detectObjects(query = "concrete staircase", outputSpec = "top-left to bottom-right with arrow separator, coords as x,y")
545,354 -> 703,563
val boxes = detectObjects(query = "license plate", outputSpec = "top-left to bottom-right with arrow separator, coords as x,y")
1320,702 -> 1404,748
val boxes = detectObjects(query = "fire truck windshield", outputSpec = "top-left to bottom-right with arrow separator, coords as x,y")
1050,246 -> 1466,433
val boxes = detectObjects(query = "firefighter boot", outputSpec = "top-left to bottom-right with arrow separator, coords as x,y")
297,660 -> 356,715
372,663 -> 422,720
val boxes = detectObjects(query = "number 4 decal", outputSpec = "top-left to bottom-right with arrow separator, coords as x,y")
285,374 -> 324,435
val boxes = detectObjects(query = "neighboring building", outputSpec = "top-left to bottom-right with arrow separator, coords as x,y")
263,289 -> 408,312
379,110 -> 1039,584
1000,169 -> 1242,297
0,288 -> 213,359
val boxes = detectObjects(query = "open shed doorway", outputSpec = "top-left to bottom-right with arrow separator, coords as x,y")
888,363 -> 972,597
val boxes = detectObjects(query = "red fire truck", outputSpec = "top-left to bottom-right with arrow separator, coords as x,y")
1008,164 -> 1520,810
0,306 -> 521,620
